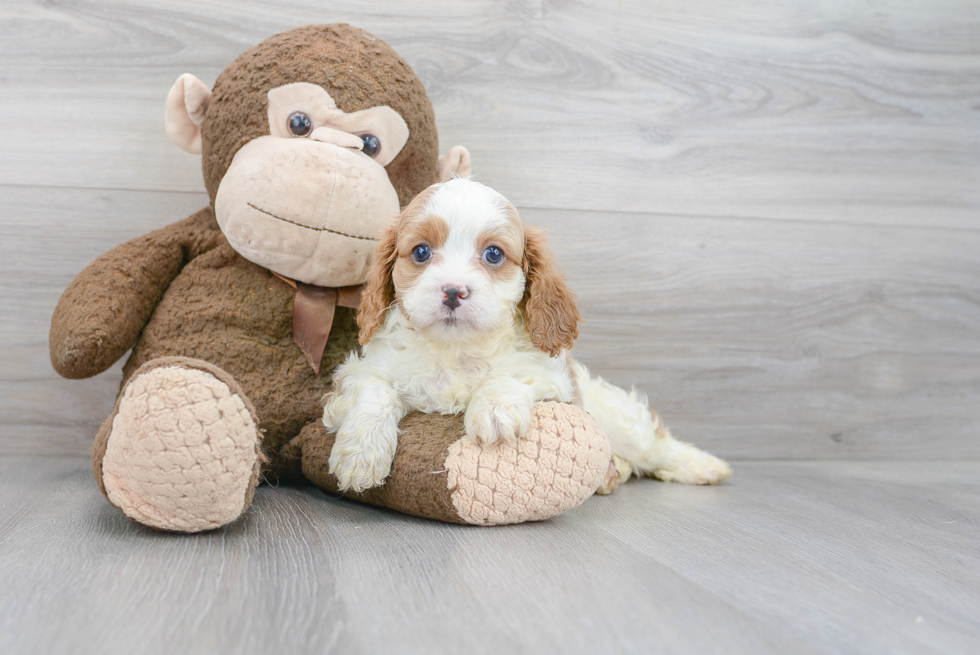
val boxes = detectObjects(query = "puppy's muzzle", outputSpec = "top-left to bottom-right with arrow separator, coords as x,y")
442,286 -> 469,310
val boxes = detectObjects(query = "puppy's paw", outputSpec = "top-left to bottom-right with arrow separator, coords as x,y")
653,444 -> 732,485
321,392 -> 350,432
464,394 -> 532,446
596,455 -> 633,495
328,422 -> 398,493
329,446 -> 394,493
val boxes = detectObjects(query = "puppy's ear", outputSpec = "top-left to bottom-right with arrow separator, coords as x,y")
522,226 -> 580,356
357,223 -> 399,344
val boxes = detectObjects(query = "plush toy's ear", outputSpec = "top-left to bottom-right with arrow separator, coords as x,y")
522,226 -> 581,357
165,73 -> 212,154
357,223 -> 400,345
436,145 -> 472,182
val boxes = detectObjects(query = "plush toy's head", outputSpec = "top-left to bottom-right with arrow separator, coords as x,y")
164,24 -> 444,287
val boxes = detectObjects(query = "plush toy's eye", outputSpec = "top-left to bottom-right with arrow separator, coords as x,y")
483,246 -> 505,265
411,244 -> 431,264
288,112 -> 313,137
360,134 -> 381,158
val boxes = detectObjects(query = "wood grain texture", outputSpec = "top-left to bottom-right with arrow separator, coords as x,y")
0,187 -> 209,455
534,208 -> 980,459
2,1 -> 979,457
0,457 -> 977,655
4,3 -> 979,653
0,0 -> 978,226
4,185 -> 978,459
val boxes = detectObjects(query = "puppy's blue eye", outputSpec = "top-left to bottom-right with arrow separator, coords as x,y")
483,246 -> 504,265
412,244 -> 431,263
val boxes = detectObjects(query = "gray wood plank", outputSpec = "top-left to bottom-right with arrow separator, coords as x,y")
0,187 -> 207,455
0,0 -> 977,227
532,207 -> 980,460
0,457 -> 977,654
4,185 -> 977,459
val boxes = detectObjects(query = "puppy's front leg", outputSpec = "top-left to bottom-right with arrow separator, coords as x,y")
464,376 -> 536,446
325,380 -> 406,493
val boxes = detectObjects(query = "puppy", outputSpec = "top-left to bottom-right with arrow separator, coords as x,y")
323,178 -> 731,493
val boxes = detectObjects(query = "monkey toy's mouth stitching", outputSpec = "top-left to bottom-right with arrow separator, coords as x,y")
246,203 -> 378,241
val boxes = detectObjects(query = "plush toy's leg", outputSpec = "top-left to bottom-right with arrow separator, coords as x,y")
93,357 -> 265,533
287,402 -> 611,526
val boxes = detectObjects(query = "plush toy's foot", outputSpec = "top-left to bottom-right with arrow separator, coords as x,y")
93,357 -> 264,533
292,401 -> 611,526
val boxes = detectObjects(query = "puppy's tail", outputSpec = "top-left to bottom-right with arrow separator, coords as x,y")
571,362 -> 732,486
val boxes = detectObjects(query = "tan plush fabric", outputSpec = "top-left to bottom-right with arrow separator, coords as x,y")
214,134 -> 397,287
266,82 -> 409,167
165,73 -> 211,154
447,402 -> 610,525
99,358 -> 265,533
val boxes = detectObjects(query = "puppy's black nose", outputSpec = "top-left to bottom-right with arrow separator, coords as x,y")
442,287 -> 468,310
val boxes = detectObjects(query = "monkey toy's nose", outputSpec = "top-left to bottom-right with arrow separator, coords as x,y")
442,286 -> 469,310
310,126 -> 364,150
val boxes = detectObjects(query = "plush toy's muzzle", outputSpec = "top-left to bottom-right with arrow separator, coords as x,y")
215,135 -> 399,287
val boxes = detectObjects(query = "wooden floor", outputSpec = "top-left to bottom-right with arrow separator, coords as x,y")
1,0 -> 978,653
1,457 -> 978,655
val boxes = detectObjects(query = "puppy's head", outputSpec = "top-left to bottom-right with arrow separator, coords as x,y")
358,178 -> 579,355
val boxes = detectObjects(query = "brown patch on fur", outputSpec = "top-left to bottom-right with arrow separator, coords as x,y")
397,184 -> 440,224
397,214 -> 449,255
522,225 -> 580,356
476,223 -> 523,280
357,224 -> 399,344
356,186 -> 443,343
391,256 -> 427,304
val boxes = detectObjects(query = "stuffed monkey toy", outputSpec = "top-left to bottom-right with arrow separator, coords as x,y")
49,24 -> 611,532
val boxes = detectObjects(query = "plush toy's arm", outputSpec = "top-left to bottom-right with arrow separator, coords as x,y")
50,208 -> 221,379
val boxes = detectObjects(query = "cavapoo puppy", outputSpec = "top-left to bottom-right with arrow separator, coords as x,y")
323,178 -> 731,493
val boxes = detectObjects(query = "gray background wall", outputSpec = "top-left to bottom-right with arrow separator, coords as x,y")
3,0 -> 978,460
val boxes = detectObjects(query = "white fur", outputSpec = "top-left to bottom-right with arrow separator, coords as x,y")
324,179 -> 731,493
400,181 -> 524,340
324,307 -> 573,491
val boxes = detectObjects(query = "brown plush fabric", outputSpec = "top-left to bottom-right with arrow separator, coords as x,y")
291,413 -> 466,524
51,203 -> 356,479
50,208 -> 223,379
115,217 -> 359,480
202,23 -> 438,208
